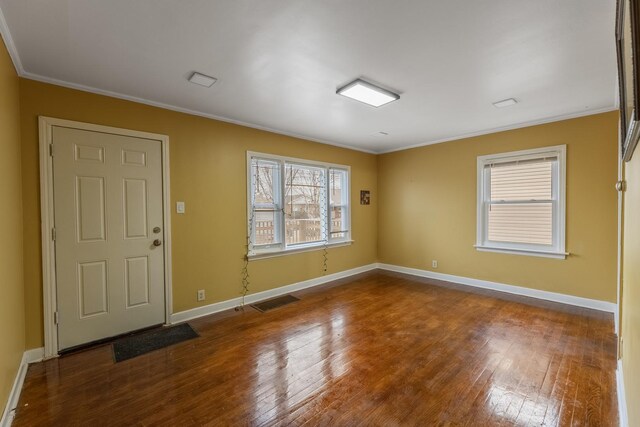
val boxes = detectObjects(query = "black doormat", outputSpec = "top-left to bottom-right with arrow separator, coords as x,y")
112,323 -> 199,362
251,294 -> 300,312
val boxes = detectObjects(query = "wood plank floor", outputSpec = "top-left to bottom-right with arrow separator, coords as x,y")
13,271 -> 618,426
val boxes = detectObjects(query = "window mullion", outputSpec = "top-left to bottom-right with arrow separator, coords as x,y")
325,168 -> 330,242
279,160 -> 286,250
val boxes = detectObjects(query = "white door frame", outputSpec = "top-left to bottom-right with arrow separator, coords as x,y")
39,116 -> 173,359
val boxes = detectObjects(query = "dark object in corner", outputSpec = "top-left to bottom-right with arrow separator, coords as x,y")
251,295 -> 300,312
112,323 -> 199,362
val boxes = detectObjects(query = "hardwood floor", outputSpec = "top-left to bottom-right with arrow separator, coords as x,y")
13,271 -> 618,426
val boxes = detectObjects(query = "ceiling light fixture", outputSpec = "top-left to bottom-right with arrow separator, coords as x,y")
188,72 -> 217,88
337,79 -> 399,107
492,98 -> 518,108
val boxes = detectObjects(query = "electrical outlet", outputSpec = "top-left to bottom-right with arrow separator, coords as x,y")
432,260 -> 438,269
197,289 -> 205,302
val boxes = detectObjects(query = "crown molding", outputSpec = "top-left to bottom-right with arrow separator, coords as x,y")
0,5 -> 619,156
378,106 -> 619,154
0,3 -> 23,74
20,71 -> 378,154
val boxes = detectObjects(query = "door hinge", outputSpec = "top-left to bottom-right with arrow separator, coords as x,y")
54,311 -> 59,325
49,144 -> 54,157
51,227 -> 56,241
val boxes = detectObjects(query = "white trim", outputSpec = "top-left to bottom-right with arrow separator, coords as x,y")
38,117 -> 173,358
474,246 -> 569,259
246,151 -> 352,257
0,362 -> 26,427
616,126 -> 624,337
38,118 -> 57,359
0,8 -> 618,156
0,6 -> 24,74
21,72 -> 377,155
247,151 -> 353,170
0,348 -> 43,427
614,304 -> 620,342
170,263 -> 377,324
161,136 -> 174,326
617,360 -> 629,427
22,72 -> 619,156
377,263 -> 617,313
248,240 -> 354,261
19,74 -> 620,157
0,8 -> 617,156
22,348 -> 44,364
378,107 -> 618,154
476,145 -> 567,258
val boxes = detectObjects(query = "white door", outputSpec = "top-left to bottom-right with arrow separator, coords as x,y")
52,126 -> 166,350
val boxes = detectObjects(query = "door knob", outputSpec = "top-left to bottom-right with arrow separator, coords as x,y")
153,239 -> 162,246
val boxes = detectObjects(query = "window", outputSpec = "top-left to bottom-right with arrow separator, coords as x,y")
476,145 -> 567,259
248,152 -> 351,258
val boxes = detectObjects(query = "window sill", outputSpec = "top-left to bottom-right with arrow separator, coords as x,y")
474,245 -> 569,259
248,240 -> 354,261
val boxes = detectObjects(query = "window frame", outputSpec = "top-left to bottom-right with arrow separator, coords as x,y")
329,168 -> 350,241
249,157 -> 283,250
247,151 -> 352,259
475,145 -> 568,259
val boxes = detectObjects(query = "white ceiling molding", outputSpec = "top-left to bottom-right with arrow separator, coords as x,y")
378,105 -> 618,154
0,1 -> 618,154
19,69 -> 378,155
0,5 -> 376,155
0,4 -> 22,74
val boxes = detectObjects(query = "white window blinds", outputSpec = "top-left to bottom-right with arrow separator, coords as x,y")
487,158 -> 555,246
476,145 -> 566,259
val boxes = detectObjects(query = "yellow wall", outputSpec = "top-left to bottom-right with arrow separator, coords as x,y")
622,150 -> 640,425
16,79 -> 619,350
19,79 -> 378,349
0,38 -> 25,415
378,112 -> 619,302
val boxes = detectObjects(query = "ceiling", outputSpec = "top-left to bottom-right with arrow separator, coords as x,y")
0,0 -> 618,153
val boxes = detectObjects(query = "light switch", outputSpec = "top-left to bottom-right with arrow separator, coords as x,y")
176,201 -> 185,214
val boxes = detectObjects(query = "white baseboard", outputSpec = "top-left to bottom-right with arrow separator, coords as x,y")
172,262 -> 617,324
0,268 -> 624,426
22,348 -> 44,364
1,347 -> 44,427
377,263 -> 617,313
617,360 -> 629,427
170,263 -> 378,324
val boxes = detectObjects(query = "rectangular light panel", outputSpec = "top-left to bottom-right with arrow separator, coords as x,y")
337,79 -> 399,107
189,72 -> 217,88
492,98 -> 518,108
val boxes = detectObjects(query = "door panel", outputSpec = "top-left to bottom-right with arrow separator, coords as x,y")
53,126 -> 165,350
123,179 -> 148,239
75,176 -> 106,242
77,260 -> 108,318
125,256 -> 150,307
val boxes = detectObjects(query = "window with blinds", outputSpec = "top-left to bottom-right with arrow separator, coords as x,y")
476,146 -> 566,258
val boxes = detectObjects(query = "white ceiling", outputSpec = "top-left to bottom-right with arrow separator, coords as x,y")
0,0 -> 618,153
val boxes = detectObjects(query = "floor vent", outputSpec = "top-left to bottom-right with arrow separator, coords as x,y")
251,295 -> 300,312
